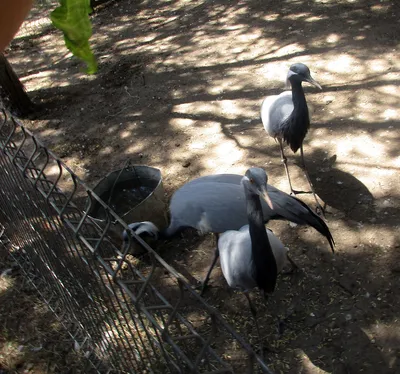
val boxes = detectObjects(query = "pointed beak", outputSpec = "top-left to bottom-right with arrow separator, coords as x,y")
306,76 -> 322,90
260,187 -> 274,210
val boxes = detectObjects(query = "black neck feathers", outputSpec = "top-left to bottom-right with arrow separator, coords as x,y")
244,187 -> 278,294
282,80 -> 310,153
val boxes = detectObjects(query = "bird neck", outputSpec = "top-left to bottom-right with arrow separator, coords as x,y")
160,226 -> 174,239
290,80 -> 309,123
244,189 -> 278,293
282,79 -> 310,153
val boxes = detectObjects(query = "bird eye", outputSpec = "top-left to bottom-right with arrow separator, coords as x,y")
249,178 -> 254,183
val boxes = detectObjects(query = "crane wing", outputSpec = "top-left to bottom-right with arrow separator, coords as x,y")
261,91 -> 293,137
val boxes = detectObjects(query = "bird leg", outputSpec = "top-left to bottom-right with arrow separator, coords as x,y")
199,234 -> 220,296
287,253 -> 299,272
243,291 -> 262,353
299,145 -> 326,218
276,302 -> 297,337
244,291 -> 277,355
281,253 -> 300,275
278,139 -> 307,195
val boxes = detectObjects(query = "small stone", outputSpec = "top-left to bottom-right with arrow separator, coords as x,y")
323,95 -> 335,104
182,160 -> 191,168
383,199 -> 392,207
25,363 -> 34,370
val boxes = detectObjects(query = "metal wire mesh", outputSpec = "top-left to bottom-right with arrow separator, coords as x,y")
0,109 -> 274,374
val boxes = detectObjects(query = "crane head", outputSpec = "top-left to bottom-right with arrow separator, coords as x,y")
243,168 -> 274,210
287,63 -> 322,89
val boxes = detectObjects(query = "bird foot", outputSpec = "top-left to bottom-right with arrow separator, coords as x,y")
283,254 -> 300,275
315,204 -> 326,219
276,313 -> 294,337
281,266 -> 300,276
276,304 -> 297,336
277,319 -> 286,336
195,280 -> 211,296
255,342 -> 279,355
290,190 -> 327,220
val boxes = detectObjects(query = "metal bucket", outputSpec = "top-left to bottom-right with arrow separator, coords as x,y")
87,165 -> 167,254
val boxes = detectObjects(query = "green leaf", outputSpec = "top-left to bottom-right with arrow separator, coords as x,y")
50,0 -> 98,74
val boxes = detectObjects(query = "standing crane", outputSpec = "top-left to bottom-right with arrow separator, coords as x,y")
260,63 -> 324,215
217,167 -> 288,351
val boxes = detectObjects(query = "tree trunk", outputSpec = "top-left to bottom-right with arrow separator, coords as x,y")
0,53 -> 37,118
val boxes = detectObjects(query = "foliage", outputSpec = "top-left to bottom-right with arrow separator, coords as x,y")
50,0 -> 97,74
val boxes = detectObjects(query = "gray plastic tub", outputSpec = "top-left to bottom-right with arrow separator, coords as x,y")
87,165 -> 167,253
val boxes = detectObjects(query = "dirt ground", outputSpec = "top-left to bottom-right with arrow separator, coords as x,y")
1,0 -> 400,373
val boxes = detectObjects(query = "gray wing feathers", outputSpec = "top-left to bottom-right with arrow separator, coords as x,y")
261,91 -> 293,137
218,229 -> 255,289
181,174 -> 243,187
169,184 -> 250,233
166,174 -> 334,249
218,227 -> 288,289
267,189 -> 314,224
177,174 -> 320,227
268,191 -> 335,251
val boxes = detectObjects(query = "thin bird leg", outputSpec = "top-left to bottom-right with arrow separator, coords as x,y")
243,291 -> 262,351
281,253 -> 299,275
243,291 -> 277,355
278,138 -> 307,195
299,145 -> 326,218
199,234 -> 220,296
287,253 -> 299,272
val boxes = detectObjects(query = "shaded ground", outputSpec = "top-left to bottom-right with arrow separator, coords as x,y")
0,249 -> 94,374
1,0 -> 400,373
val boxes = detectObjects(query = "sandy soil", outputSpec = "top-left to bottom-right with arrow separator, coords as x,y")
1,0 -> 399,373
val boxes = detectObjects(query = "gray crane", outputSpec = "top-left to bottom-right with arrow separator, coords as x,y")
261,63 -> 324,215
124,169 -> 334,291
217,167 -> 288,351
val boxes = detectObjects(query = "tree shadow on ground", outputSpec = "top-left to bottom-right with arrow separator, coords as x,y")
3,0 -> 400,372
302,148 -> 376,221
4,0 -> 398,192
130,225 -> 400,373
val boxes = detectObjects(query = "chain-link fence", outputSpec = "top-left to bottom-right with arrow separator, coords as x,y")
0,110 -> 274,374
